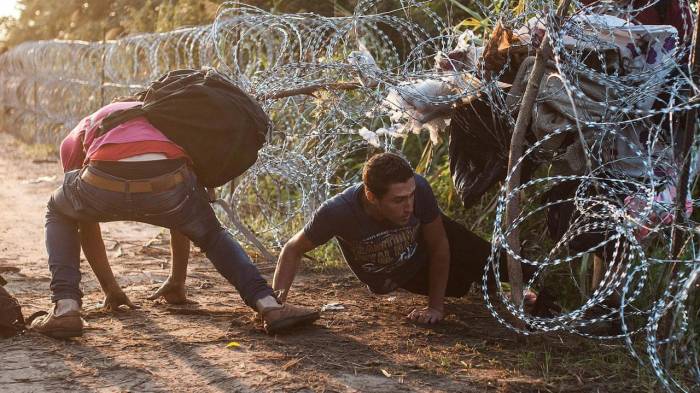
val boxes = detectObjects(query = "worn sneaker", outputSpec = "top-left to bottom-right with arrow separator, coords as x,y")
30,308 -> 83,339
261,303 -> 319,334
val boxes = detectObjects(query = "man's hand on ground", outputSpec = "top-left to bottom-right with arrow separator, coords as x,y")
407,307 -> 443,324
101,290 -> 139,311
147,277 -> 187,304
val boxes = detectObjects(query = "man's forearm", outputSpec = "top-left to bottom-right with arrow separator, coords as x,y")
272,246 -> 303,302
427,247 -> 449,311
79,222 -> 120,294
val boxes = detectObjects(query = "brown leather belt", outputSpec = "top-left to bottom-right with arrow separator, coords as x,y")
81,165 -> 187,193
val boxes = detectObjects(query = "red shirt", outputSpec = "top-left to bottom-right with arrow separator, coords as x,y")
60,101 -> 189,172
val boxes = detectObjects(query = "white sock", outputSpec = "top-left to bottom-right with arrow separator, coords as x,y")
55,299 -> 80,316
256,295 -> 282,313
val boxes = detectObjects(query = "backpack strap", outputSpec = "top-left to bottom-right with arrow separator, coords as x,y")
95,105 -> 148,137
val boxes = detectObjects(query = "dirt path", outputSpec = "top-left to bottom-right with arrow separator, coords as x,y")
0,132 -> 654,392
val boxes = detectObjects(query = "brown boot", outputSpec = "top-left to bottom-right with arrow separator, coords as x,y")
261,303 -> 319,334
30,307 -> 83,339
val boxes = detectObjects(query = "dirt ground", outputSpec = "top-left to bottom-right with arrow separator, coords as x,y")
0,132 -> 657,392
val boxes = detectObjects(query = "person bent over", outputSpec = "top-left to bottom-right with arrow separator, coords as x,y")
31,101 -> 319,338
273,152 -> 510,324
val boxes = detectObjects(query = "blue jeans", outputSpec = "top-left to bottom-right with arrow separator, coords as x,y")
45,165 -> 274,310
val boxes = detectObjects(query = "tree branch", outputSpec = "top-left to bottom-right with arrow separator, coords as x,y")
504,0 -> 572,311
260,81 -> 364,100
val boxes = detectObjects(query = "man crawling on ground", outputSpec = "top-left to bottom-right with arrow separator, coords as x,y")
273,152 -> 510,324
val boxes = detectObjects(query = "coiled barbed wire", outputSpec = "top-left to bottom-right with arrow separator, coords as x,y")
0,0 -> 698,391
480,2 -> 700,391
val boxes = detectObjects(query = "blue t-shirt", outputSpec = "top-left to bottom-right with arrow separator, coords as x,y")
303,174 -> 440,293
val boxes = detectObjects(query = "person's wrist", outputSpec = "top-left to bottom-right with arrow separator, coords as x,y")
427,301 -> 444,311
167,274 -> 186,284
104,283 -> 123,295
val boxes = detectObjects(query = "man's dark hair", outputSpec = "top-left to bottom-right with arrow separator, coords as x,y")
362,152 -> 414,197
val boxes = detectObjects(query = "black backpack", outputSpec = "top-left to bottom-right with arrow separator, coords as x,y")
0,275 -> 25,338
99,68 -> 270,187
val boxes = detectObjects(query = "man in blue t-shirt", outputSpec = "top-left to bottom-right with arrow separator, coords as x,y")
273,152 -> 496,324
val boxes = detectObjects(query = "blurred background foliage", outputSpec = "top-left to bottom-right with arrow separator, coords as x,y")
0,1 -> 477,47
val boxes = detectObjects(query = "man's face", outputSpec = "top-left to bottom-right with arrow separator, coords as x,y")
368,177 -> 416,226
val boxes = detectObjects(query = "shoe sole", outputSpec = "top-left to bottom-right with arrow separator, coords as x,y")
36,328 -> 83,339
265,312 -> 320,334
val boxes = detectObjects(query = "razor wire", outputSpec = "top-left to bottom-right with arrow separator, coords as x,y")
0,0 -> 699,391
475,1 -> 700,392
